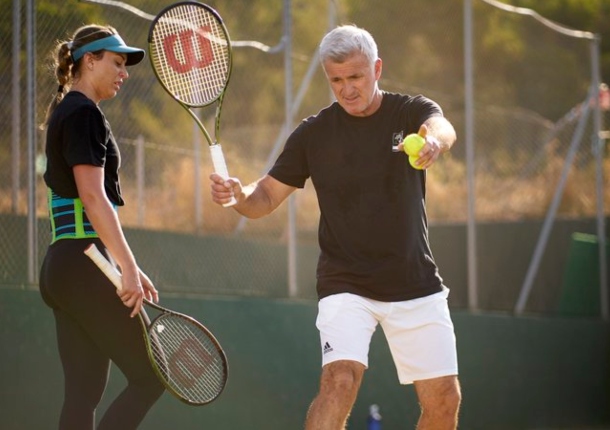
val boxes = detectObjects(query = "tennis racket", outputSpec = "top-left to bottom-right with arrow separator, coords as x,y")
83,243 -> 228,406
148,1 -> 236,206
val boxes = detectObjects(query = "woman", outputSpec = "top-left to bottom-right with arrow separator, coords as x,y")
39,24 -> 165,430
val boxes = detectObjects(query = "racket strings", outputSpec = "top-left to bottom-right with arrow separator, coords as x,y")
150,4 -> 230,106
149,315 -> 226,403
151,319 -> 225,401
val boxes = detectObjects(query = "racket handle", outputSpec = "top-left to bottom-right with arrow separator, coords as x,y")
210,144 -> 237,207
84,244 -> 123,291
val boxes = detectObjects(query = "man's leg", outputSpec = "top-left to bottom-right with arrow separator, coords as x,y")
305,360 -> 366,430
414,375 -> 461,430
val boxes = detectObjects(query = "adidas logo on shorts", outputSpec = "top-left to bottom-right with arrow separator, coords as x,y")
323,341 -> 333,354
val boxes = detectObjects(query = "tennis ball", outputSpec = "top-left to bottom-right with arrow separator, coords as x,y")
402,133 -> 425,157
409,155 -> 424,170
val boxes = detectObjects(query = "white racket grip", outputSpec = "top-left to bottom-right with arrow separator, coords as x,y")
210,144 -> 237,207
84,244 -> 123,291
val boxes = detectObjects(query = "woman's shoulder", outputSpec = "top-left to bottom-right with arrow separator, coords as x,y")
61,91 -> 97,109
55,92 -> 103,122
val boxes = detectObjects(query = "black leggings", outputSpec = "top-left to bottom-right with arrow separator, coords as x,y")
39,239 -> 164,430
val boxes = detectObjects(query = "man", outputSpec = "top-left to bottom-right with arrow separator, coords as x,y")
210,24 -> 461,430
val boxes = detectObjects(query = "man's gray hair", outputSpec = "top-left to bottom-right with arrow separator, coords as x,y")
319,25 -> 378,64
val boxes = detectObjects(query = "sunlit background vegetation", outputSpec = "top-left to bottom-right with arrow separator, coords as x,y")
1,0 -> 609,237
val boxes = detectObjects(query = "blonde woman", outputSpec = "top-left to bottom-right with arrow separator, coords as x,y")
40,25 -> 164,430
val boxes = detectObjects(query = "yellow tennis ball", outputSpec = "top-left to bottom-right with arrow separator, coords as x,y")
409,155 -> 424,170
402,133 -> 425,157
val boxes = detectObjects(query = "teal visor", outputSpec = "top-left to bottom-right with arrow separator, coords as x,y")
72,34 -> 145,66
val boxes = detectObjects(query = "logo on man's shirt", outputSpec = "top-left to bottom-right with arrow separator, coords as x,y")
323,342 -> 334,354
392,131 -> 405,152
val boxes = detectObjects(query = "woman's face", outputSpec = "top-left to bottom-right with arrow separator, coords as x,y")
87,51 -> 129,102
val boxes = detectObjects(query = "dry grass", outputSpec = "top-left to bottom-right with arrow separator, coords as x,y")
1,151 -> 607,236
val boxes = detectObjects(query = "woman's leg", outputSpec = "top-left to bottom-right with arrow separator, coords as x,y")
41,240 -> 164,430
54,309 -> 111,430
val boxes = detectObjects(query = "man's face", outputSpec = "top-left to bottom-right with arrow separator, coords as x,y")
323,52 -> 382,117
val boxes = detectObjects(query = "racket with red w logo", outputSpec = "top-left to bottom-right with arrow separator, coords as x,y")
149,1 -> 236,206
84,244 -> 228,406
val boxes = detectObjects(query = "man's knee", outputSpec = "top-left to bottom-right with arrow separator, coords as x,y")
416,375 -> 461,412
319,360 -> 365,396
440,382 -> 461,414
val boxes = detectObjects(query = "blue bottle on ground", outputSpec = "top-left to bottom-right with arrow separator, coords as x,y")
367,404 -> 382,430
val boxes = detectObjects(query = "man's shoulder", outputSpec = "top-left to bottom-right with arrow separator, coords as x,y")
382,91 -> 442,117
303,102 -> 340,123
383,91 -> 434,106
293,103 -> 340,137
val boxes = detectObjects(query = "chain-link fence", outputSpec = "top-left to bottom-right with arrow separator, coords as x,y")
1,0 -> 606,312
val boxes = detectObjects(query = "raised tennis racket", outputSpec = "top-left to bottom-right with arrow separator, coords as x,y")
148,1 -> 236,206
83,243 -> 228,406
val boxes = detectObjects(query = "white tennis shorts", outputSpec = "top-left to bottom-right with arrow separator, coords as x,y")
316,288 -> 458,384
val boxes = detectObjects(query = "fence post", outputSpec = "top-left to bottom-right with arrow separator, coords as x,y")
136,134 -> 145,227
464,0 -> 478,311
12,0 -> 21,214
26,0 -> 37,285
591,38 -> 608,321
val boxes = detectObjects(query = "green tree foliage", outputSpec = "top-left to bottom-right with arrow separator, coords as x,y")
2,0 -> 605,226
503,0 -> 610,89
7,0 -> 607,164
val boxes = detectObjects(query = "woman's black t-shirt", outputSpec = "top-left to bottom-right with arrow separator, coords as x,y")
44,91 -> 124,206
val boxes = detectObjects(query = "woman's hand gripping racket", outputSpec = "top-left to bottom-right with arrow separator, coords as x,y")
84,243 -> 228,406
148,1 -> 236,206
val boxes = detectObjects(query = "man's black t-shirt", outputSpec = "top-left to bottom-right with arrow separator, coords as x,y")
44,91 -> 124,206
269,92 -> 445,301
